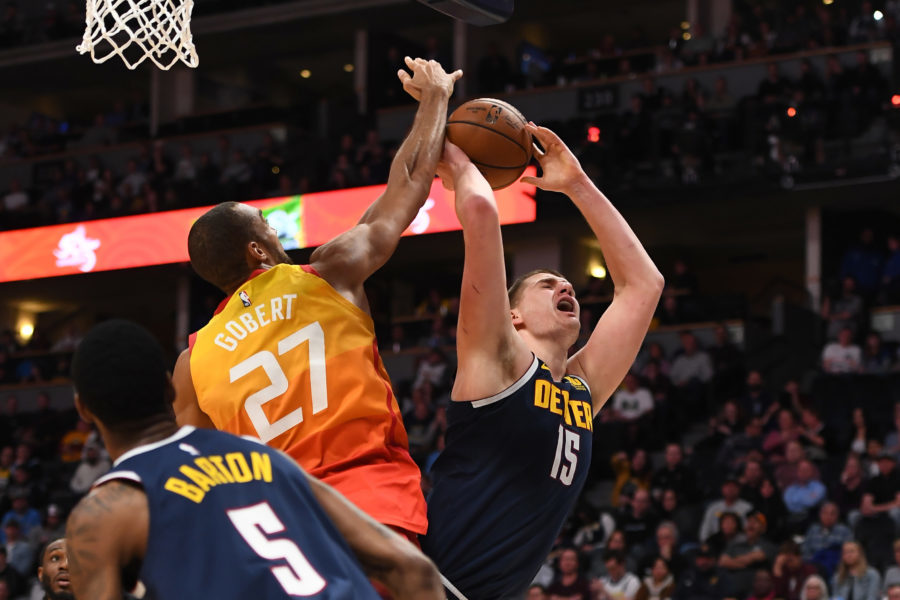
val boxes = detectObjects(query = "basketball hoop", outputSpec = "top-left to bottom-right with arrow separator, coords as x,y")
76,0 -> 199,70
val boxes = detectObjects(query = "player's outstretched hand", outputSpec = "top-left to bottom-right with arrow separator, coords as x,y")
397,56 -> 462,101
520,122 -> 586,195
435,140 -> 472,191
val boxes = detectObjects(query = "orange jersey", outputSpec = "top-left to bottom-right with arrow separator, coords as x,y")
189,264 -> 427,534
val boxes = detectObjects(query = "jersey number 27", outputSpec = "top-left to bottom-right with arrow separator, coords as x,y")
229,322 -> 328,443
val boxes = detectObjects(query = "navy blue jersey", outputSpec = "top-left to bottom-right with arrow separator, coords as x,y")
421,356 -> 594,599
95,426 -> 380,600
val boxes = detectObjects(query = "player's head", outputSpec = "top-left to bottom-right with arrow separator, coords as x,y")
188,202 -> 292,292
71,319 -> 174,435
507,269 -> 580,345
38,538 -> 73,600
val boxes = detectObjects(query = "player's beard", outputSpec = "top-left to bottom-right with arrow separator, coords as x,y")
41,575 -> 75,600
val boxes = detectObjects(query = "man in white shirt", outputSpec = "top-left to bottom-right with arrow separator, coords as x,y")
821,326 -> 861,374
699,477 -> 754,542
595,549 -> 640,600
611,372 -> 654,421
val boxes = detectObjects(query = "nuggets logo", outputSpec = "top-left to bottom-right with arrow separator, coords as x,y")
486,105 -> 502,124
239,291 -> 251,307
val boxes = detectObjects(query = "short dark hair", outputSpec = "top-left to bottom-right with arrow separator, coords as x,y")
38,538 -> 65,567
603,549 -> 626,564
71,320 -> 171,429
508,268 -> 566,308
188,202 -> 255,290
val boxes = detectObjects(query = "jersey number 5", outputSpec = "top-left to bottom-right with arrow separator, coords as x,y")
229,322 -> 328,443
550,425 -> 580,486
228,502 -> 327,596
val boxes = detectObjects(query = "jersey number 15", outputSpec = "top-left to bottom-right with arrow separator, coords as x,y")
229,322 -> 328,443
550,425 -> 580,486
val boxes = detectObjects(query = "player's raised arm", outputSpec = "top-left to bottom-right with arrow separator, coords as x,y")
301,470 -> 443,599
311,58 -> 462,307
66,481 -> 148,600
438,141 -> 533,400
522,124 -> 664,412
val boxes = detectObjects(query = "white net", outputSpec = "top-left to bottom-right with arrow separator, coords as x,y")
76,0 -> 199,70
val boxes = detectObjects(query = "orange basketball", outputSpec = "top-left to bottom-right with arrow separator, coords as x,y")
446,98 -> 533,190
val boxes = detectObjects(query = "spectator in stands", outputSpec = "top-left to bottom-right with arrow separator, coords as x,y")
618,489 -> 659,562
699,477 -> 753,542
888,583 -> 900,600
669,332 -> 713,418
823,276 -> 866,340
884,403 -> 900,459
0,447 -> 10,496
835,454 -> 867,526
0,490 -> 39,541
58,418 -> 90,464
640,343 -> 671,377
801,502 -> 852,578
774,441 -> 815,490
881,235 -> 900,305
799,574 -> 828,600
795,407 -> 833,463
831,540 -> 882,600
68,440 -> 110,495
718,510 -> 776,598
756,476 -> 788,541
412,348 -> 450,394
672,543 -> 732,600
640,521 -> 685,578
773,540 -> 818,600
709,323 -> 744,400
610,372 -> 655,450
26,504 -> 64,552
746,569 -> 775,600
857,451 -> 900,569
0,547 -> 23,599
884,539 -> 900,590
821,326 -> 862,373
861,332 -> 892,374
716,416 -> 765,473
634,556 -> 674,600
783,459 -> 826,531
527,584 -> 548,600
705,511 -> 741,557
611,450 -> 653,508
547,547 -> 591,600
764,409 -> 801,461
657,489 -> 698,546
841,229 -> 884,303
595,549 -> 641,600
2,520 -> 32,576
650,443 -> 697,504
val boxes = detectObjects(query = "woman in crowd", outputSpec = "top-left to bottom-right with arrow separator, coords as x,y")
831,541 -> 882,600
635,556 -> 675,600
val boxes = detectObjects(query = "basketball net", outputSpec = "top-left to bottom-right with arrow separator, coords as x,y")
76,0 -> 199,70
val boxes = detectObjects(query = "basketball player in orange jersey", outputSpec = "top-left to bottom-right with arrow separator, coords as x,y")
171,57 -> 461,544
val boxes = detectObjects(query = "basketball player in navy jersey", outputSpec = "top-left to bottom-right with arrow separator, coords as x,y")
65,320 -> 443,600
421,126 -> 664,599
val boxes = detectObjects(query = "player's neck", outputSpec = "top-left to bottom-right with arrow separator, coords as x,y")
518,331 -> 569,380
102,418 -> 182,463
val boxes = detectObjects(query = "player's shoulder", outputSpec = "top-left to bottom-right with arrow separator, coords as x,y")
70,479 -> 146,529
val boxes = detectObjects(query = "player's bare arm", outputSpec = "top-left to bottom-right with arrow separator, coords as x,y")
301,471 -> 443,599
311,57 -> 461,309
522,124 -> 664,412
66,480 -> 148,600
172,349 -> 215,428
439,141 -> 533,401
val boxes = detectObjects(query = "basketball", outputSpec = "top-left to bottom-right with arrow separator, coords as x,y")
446,98 -> 533,190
